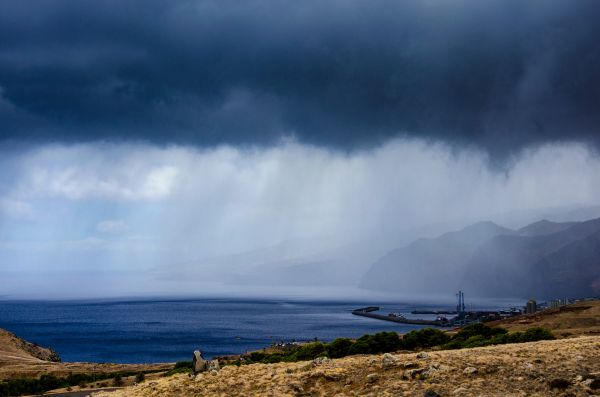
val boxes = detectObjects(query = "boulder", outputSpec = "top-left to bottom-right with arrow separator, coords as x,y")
192,350 -> 208,374
583,378 -> 600,390
403,368 -> 425,380
366,373 -> 380,383
382,353 -> 397,368
207,359 -> 220,372
312,357 -> 331,366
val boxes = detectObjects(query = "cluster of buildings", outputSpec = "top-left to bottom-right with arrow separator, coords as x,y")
524,296 -> 597,314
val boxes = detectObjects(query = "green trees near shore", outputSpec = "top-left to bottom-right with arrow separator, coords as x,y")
0,370 -> 158,397
239,324 -> 555,365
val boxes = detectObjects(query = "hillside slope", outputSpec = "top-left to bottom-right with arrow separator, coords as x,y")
0,327 -> 171,380
0,328 -> 60,365
96,336 -> 600,397
488,300 -> 600,338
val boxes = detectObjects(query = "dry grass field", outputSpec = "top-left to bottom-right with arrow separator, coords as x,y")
94,336 -> 600,397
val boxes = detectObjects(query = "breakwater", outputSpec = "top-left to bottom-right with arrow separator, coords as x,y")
351,307 -> 447,326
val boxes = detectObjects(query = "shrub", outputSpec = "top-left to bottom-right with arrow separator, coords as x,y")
135,373 -> 145,383
347,332 -> 402,355
164,366 -> 192,377
112,374 -> 123,387
442,324 -> 554,349
548,378 -> 571,389
371,332 -> 402,353
248,352 -> 267,362
173,361 -> 193,369
443,324 -> 508,349
401,328 -> 450,350
327,338 -> 354,358
520,327 -> 555,342
347,336 -> 374,355
451,323 -> 507,342
293,342 -> 326,360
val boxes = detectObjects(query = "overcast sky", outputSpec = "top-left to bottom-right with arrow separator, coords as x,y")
1,0 -> 599,298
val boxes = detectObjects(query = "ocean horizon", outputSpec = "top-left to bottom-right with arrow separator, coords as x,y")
0,297 -> 521,363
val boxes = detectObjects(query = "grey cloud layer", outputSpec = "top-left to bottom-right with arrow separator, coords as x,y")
1,0 -> 599,156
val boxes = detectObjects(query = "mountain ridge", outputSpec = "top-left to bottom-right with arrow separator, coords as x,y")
361,217 -> 600,299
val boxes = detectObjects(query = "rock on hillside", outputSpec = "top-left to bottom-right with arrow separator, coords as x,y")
95,336 -> 600,397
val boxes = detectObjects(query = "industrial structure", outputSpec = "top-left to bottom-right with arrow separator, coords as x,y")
456,290 -> 466,314
352,291 -> 521,327
525,299 -> 537,314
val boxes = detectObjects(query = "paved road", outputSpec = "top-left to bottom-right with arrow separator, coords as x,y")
38,387 -> 122,397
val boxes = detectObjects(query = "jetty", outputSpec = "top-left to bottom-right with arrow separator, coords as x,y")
352,291 -> 523,327
351,307 -> 448,326
411,310 -> 457,315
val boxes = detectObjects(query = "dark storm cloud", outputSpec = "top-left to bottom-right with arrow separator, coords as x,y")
0,0 -> 599,155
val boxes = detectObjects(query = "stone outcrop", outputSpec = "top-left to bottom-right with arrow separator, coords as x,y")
192,351 -> 207,374
192,350 -> 220,375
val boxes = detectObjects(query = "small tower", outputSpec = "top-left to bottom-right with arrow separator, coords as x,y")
526,299 -> 537,314
456,291 -> 465,314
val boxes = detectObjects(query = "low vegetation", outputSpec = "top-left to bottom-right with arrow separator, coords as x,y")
163,361 -> 194,376
236,324 -> 554,365
0,370 -> 156,397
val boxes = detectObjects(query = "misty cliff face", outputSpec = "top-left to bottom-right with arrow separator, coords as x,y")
359,221 -> 514,294
361,219 -> 600,299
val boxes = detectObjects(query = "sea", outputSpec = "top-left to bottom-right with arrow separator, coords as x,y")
0,298 -> 517,363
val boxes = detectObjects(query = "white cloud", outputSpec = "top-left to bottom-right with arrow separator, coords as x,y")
15,145 -> 180,201
0,198 -> 35,219
96,219 -> 127,234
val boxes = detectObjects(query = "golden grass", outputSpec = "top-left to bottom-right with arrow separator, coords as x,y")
95,336 -> 600,397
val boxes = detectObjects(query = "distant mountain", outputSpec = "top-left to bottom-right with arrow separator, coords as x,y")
463,218 -> 600,297
530,230 -> 600,298
517,219 -> 578,236
361,218 -> 600,299
360,221 -> 515,294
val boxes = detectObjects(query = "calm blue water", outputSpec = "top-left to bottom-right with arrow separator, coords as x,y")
0,298 -> 505,363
